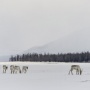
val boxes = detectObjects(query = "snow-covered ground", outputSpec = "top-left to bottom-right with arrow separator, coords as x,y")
0,62 -> 90,90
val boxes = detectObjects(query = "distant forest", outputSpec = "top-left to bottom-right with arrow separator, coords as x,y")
9,52 -> 90,62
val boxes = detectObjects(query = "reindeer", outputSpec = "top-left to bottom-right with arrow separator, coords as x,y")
22,66 -> 28,73
69,65 -> 82,75
10,65 -> 15,74
3,65 -> 8,73
14,66 -> 21,74
10,65 -> 21,74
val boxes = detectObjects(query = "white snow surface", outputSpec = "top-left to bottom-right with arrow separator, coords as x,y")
0,62 -> 90,90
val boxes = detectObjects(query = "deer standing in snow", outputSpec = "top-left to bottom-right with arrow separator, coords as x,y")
69,65 -> 82,75
3,65 -> 8,73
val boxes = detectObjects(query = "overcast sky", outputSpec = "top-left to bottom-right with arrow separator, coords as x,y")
0,0 -> 90,56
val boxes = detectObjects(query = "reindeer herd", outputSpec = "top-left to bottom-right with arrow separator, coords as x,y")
3,65 -> 28,74
1,64 -> 83,75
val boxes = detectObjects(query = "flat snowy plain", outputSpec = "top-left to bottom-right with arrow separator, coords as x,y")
0,62 -> 90,90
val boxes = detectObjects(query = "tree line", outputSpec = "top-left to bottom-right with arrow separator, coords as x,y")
9,52 -> 90,62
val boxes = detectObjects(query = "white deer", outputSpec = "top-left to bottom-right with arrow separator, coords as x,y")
10,65 -> 21,74
10,65 -> 15,74
69,65 -> 82,75
3,65 -> 8,73
14,66 -> 21,74
22,66 -> 28,73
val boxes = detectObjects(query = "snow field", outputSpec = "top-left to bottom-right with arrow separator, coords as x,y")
0,62 -> 89,90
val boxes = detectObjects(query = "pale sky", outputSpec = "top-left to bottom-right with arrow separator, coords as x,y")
0,0 -> 90,56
